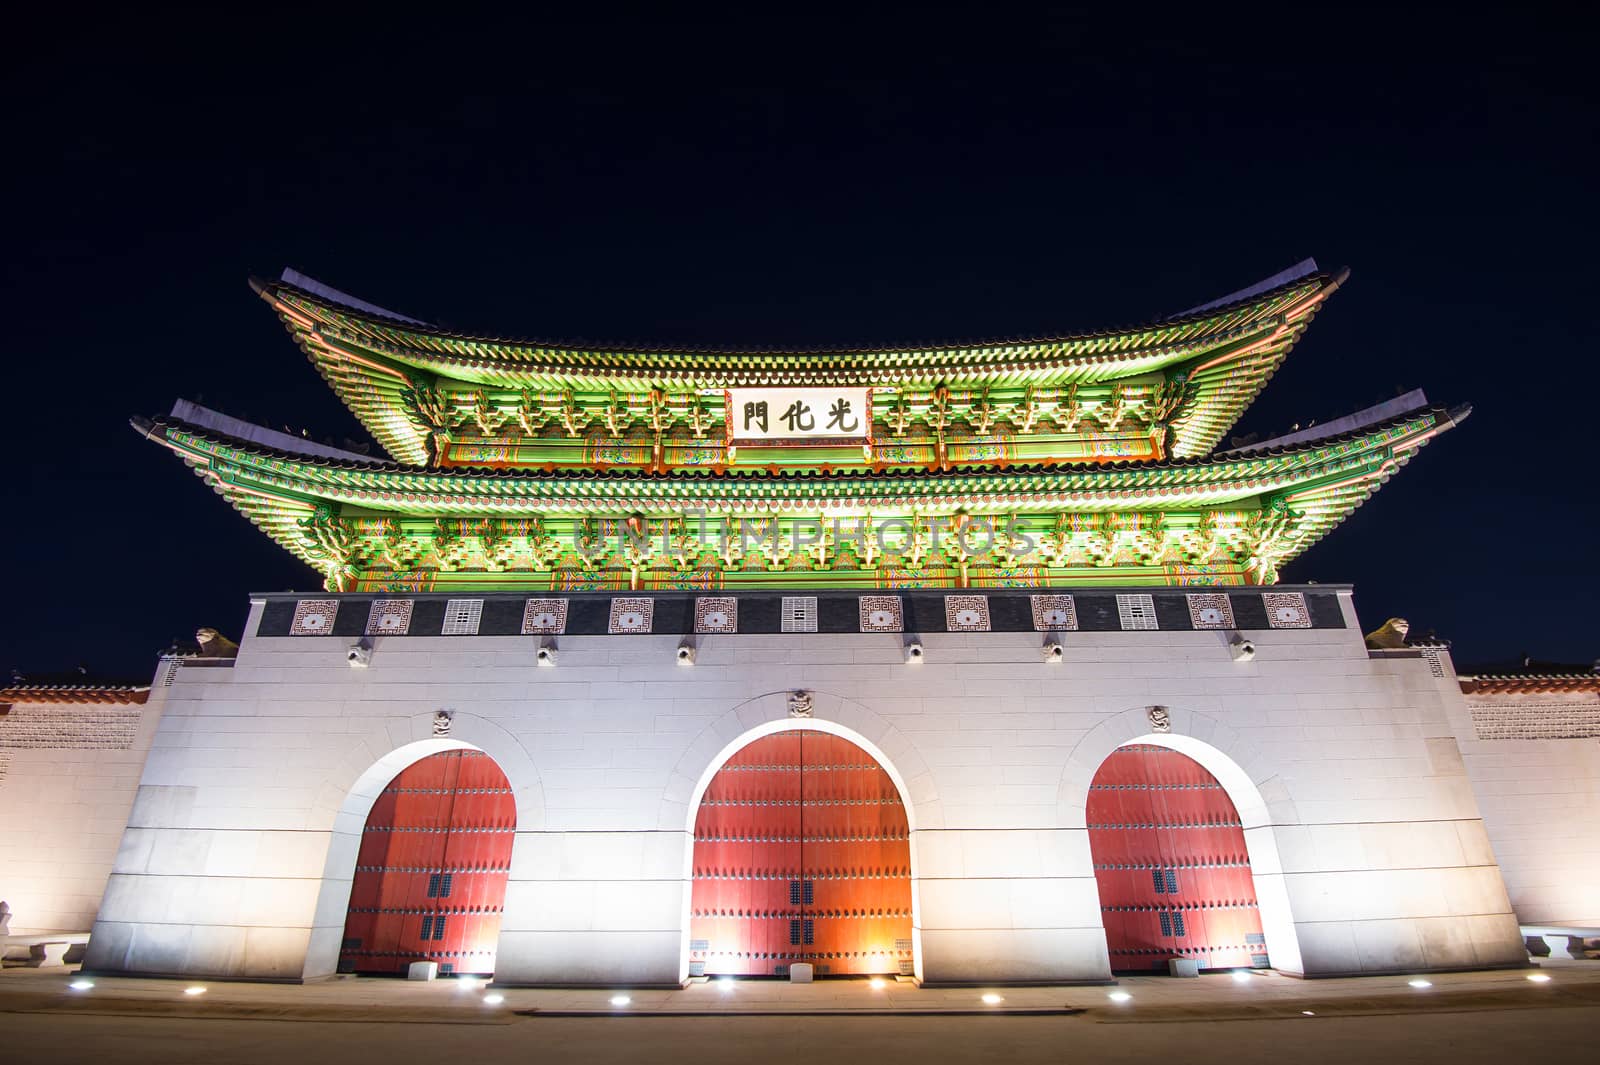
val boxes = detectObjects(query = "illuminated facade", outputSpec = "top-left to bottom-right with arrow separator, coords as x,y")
50,262 -> 1574,985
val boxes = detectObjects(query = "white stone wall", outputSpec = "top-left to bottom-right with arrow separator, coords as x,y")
84,592 -> 1527,983
1444,681 -> 1600,925
0,690 -> 164,935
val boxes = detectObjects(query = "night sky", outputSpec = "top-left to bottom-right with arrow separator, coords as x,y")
5,12 -> 1593,681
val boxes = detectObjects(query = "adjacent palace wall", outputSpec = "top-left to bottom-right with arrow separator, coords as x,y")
1452,671 -> 1600,926
0,682 -> 161,936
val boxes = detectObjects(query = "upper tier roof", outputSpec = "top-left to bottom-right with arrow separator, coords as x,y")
253,262 -> 1346,466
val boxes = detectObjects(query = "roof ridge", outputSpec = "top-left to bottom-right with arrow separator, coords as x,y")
259,265 -> 1338,355
1,683 -> 151,691
1459,671 -> 1600,681
1221,389 -> 1446,455
1170,258 -> 1328,317
0,684 -> 153,706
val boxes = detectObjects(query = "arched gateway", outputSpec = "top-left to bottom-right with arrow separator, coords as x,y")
1087,744 -> 1268,972
338,749 -> 516,975
689,730 -> 913,977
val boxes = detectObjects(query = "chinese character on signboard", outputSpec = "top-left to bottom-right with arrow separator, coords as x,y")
743,400 -> 769,433
726,388 -> 872,445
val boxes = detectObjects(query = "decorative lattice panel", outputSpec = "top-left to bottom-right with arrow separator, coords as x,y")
441,599 -> 484,635
780,597 -> 818,633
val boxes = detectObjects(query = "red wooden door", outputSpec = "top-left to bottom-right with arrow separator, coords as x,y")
1086,744 -> 1267,972
689,731 -> 913,977
339,749 -> 516,975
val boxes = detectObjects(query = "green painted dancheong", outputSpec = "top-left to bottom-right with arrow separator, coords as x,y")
136,261 -> 1466,592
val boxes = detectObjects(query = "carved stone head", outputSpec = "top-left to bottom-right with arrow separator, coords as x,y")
195,627 -> 239,658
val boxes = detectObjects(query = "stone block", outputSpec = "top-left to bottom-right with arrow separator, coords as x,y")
26,941 -> 70,967
1167,957 -> 1199,977
1540,933 -> 1584,961
1294,920 -> 1360,975
493,929 -> 682,986
918,927 -> 1111,983
1351,918 -> 1427,972
240,925 -> 312,981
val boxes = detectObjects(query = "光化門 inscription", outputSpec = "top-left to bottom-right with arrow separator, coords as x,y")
726,387 -> 872,444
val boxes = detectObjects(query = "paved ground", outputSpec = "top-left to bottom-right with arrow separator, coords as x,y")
1,1005 -> 1595,1064
1,963 -> 1595,1063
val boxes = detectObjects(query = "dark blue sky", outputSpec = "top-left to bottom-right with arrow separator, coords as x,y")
4,10 -> 1593,679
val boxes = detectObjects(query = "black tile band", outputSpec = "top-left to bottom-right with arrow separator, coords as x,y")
255,588 -> 1345,638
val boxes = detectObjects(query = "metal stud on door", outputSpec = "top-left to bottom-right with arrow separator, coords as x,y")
338,750 -> 516,975
1086,744 -> 1266,972
690,731 -> 912,976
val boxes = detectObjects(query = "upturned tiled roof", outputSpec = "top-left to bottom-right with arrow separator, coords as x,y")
132,399 -> 1460,585
1459,673 -> 1600,695
253,265 -> 1345,465
0,685 -> 150,706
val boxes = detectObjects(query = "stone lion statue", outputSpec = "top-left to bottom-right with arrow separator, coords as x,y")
196,628 -> 239,658
1363,617 -> 1411,650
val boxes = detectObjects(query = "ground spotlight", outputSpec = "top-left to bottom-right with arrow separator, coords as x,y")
981,992 -> 1003,1005
1408,978 -> 1432,989
68,979 -> 94,991
1302,1010 -> 1316,1016
1527,973 -> 1552,983
1107,991 -> 1132,1004
1231,971 -> 1252,984
610,994 -> 632,1007
183,986 -> 207,996
870,977 -> 886,991
456,977 -> 480,991
718,978 -> 736,992
483,993 -> 505,1005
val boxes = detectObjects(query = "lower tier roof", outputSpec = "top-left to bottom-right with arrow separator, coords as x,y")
133,400 -> 1465,592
